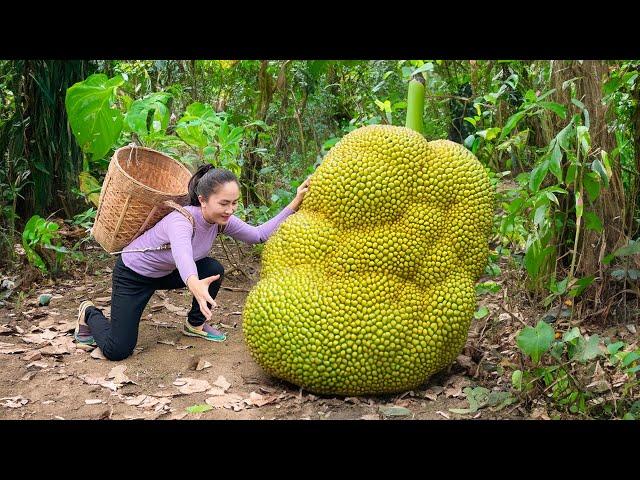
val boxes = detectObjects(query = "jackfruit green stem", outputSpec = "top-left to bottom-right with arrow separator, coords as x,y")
405,73 -> 425,134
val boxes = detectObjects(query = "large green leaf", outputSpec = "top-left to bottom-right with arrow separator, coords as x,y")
125,92 -> 172,137
176,102 -> 220,149
613,240 -> 640,258
557,121 -> 576,150
538,101 -> 567,119
591,158 -> 610,188
583,172 -> 601,203
500,111 -> 526,140
516,321 -> 555,364
529,160 -> 549,192
573,335 -> 602,363
65,74 -> 125,161
549,142 -> 563,183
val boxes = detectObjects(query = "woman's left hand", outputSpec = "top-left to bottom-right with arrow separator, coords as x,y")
288,176 -> 312,211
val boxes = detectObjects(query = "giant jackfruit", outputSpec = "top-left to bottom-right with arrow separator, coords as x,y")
243,78 -> 494,396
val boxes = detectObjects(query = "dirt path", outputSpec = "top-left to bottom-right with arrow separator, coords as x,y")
1,247 -> 527,420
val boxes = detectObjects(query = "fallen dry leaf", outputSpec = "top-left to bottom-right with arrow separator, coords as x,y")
205,393 -> 244,409
151,390 -> 183,398
75,343 -> 94,352
424,386 -> 444,401
26,361 -> 48,370
176,345 -> 193,350
173,377 -> 212,395
38,345 -> 69,356
360,414 -> 380,420
0,342 -> 29,354
530,407 -> 551,420
94,296 -> 111,304
90,348 -> 107,360
22,351 -> 42,362
124,395 -> 147,406
78,374 -> 119,392
169,412 -> 188,420
379,406 -> 412,418
108,365 -> 133,384
444,376 -> 470,398
435,411 -> 450,419
0,325 -> 13,335
1,396 -> 29,408
164,301 -> 188,316
195,359 -> 212,371
150,320 -> 176,329
40,330 -> 60,340
21,333 -> 50,345
157,340 -> 176,346
85,399 -> 103,405
20,371 -> 37,381
245,391 -> 277,407
37,318 -> 57,329
213,375 -> 231,391
53,322 -> 76,333
38,336 -> 76,356
98,380 -> 119,391
128,396 -> 170,411
205,387 -> 227,396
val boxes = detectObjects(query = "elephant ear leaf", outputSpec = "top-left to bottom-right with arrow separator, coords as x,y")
65,73 -> 125,161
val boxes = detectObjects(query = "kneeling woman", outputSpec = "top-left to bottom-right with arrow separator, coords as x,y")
74,164 -> 310,361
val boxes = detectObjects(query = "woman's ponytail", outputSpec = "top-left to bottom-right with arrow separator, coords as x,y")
188,163 -> 214,206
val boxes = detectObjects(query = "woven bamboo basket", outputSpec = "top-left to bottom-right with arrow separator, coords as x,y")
92,145 -> 192,253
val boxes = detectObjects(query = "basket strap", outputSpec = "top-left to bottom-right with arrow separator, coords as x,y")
113,201 -> 196,255
163,200 -> 196,239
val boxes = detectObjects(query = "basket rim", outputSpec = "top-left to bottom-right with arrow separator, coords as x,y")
113,145 -> 192,197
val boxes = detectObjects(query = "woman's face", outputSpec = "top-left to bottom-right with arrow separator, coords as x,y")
199,181 -> 240,225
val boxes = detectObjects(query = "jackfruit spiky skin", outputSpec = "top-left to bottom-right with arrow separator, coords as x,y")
243,125 -> 494,396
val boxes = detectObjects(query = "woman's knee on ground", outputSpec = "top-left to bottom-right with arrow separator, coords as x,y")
102,341 -> 136,361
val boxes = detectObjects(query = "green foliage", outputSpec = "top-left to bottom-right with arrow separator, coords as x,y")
449,386 -> 515,415
71,207 -> 96,230
185,404 -> 213,414
22,215 -> 69,275
124,91 -> 172,140
516,320 -> 555,364
475,281 -> 501,296
514,321 -> 640,418
65,73 -> 125,163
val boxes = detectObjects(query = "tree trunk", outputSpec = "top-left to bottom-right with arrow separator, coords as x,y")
12,60 -> 91,223
631,64 -> 640,239
241,60 -> 290,206
551,60 -> 628,308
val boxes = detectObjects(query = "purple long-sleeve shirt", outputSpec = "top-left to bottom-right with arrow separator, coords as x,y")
121,205 -> 295,283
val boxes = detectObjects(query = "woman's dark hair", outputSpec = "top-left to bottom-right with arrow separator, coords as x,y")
188,164 -> 239,206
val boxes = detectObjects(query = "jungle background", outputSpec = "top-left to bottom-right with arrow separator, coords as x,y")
0,59 -> 639,420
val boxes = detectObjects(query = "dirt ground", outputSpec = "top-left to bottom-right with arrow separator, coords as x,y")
0,243 -> 545,421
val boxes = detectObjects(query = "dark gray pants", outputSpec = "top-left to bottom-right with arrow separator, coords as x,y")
85,255 -> 224,361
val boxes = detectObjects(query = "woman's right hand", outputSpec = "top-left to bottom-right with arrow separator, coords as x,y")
186,274 -> 220,320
